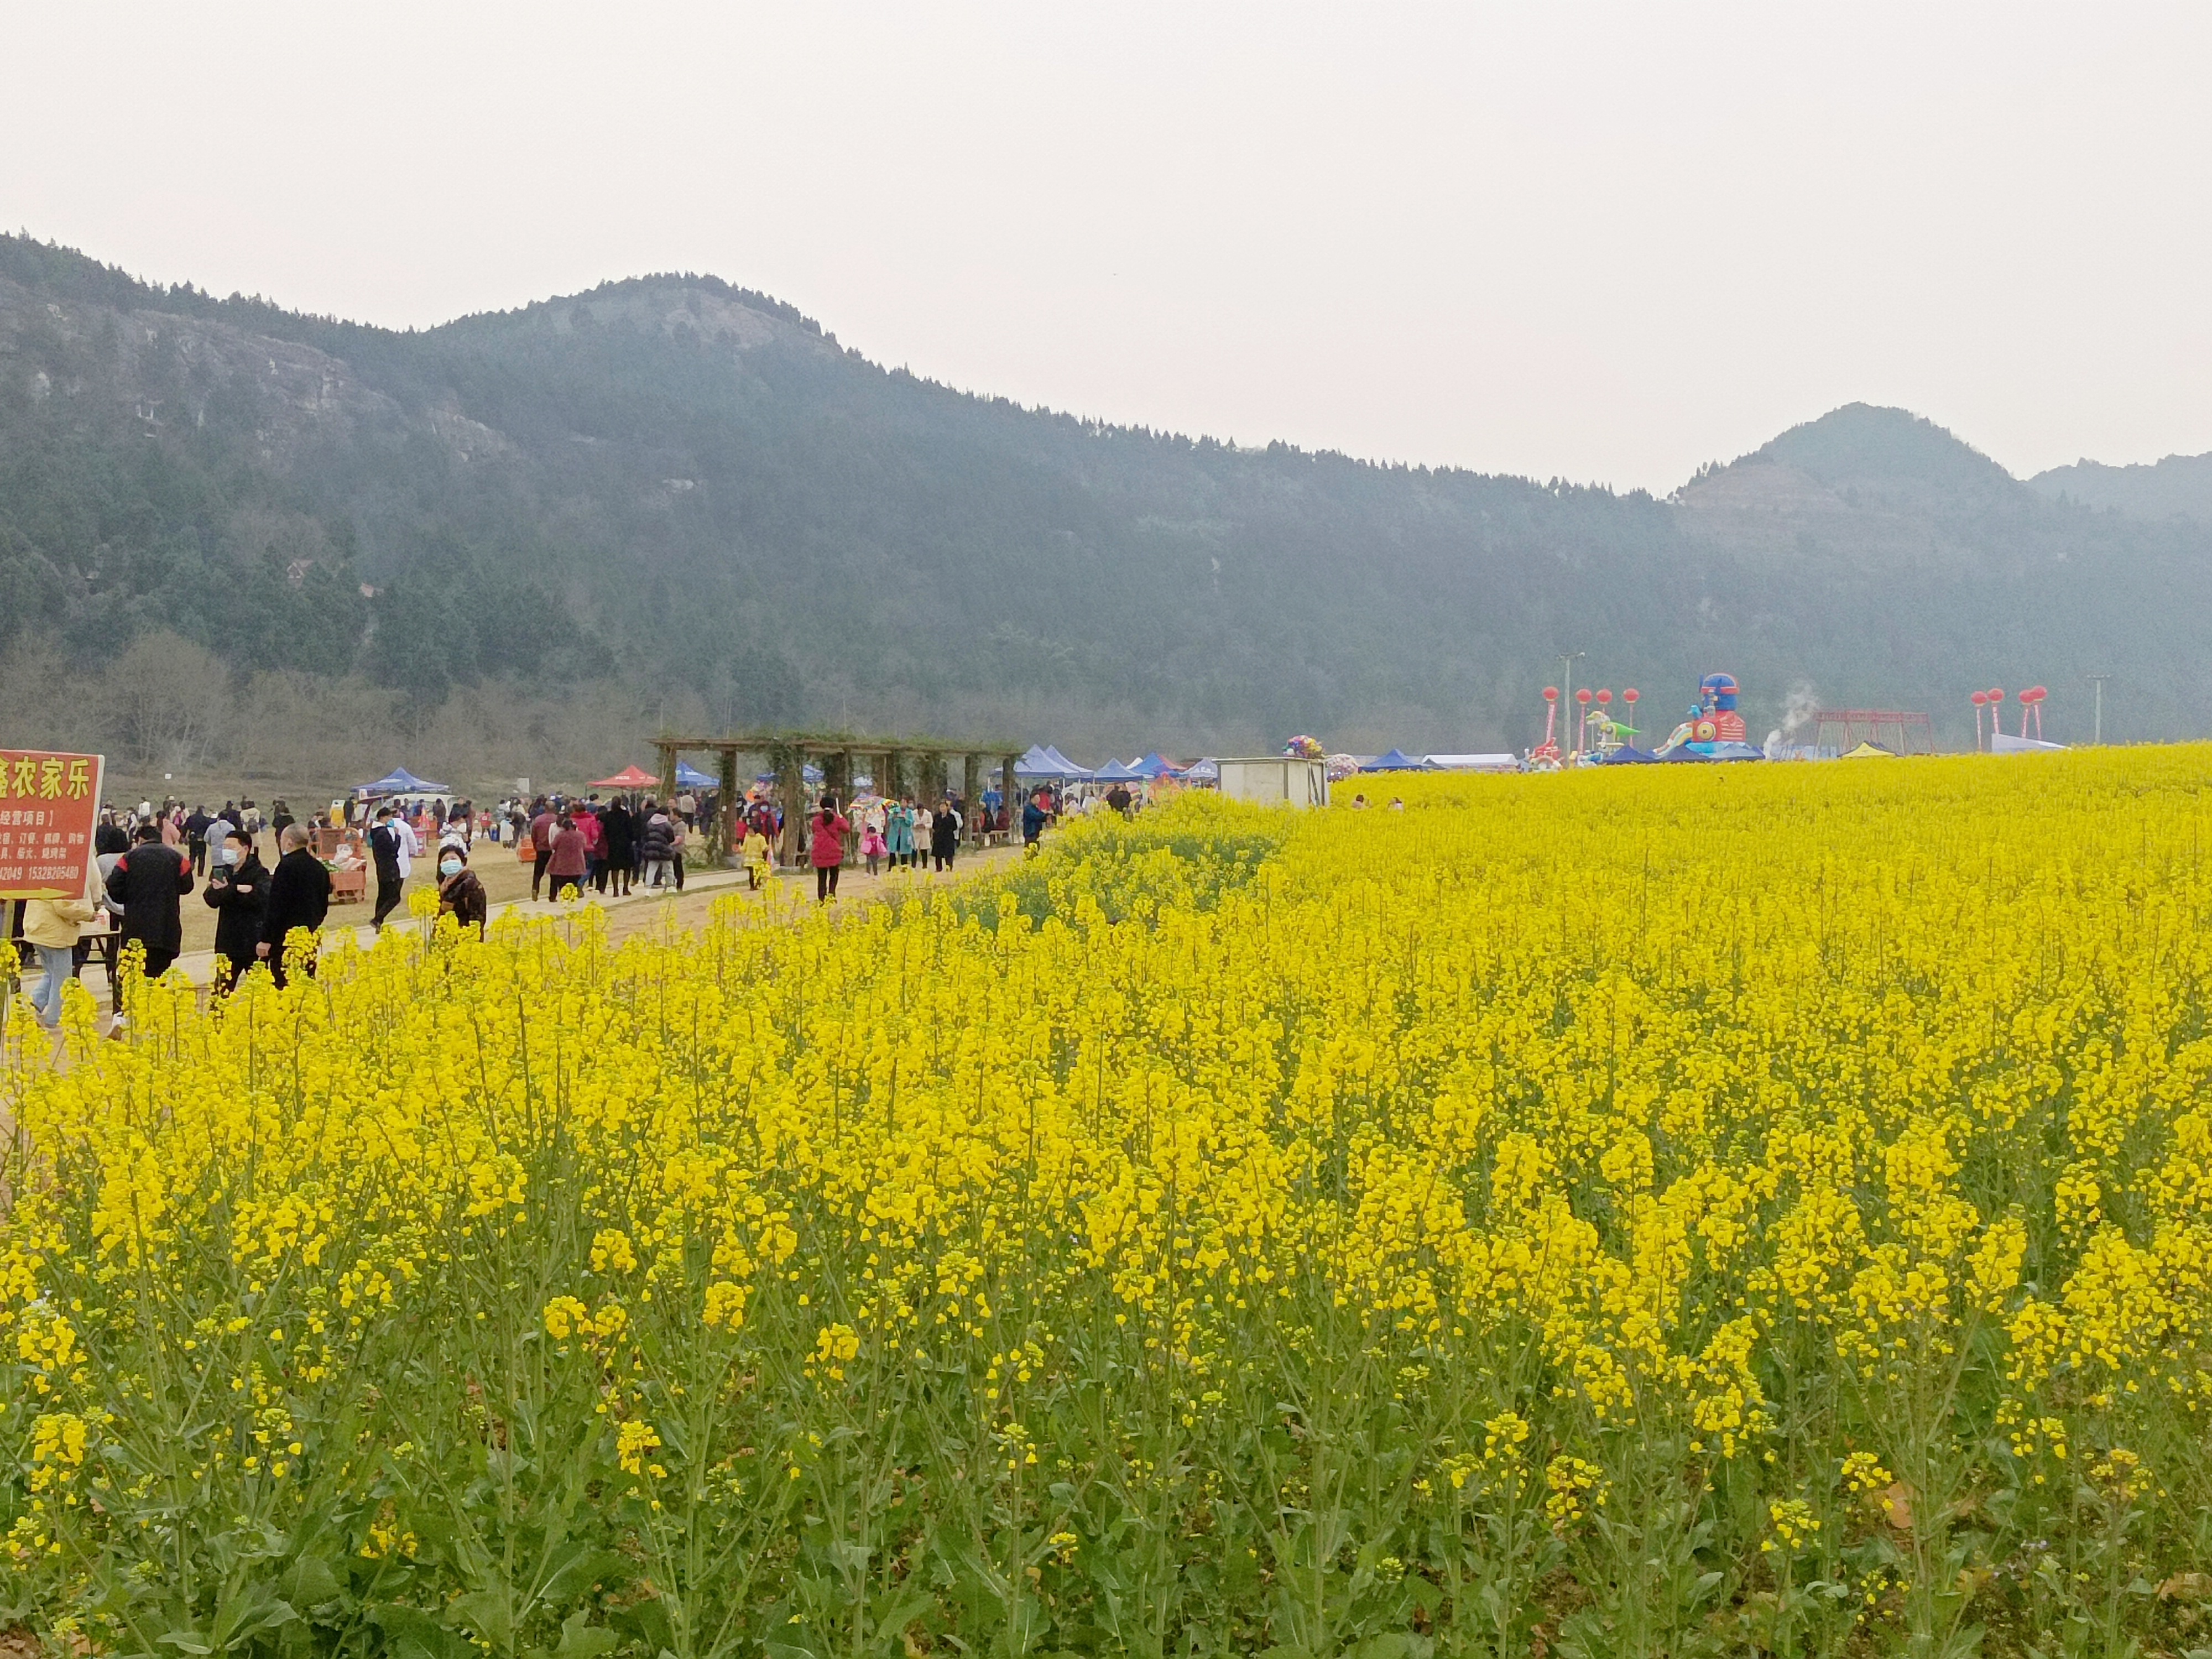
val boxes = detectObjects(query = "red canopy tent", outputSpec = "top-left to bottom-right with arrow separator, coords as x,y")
589,765 -> 659,790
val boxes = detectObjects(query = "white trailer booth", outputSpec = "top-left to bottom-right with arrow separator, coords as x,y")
1211,756 -> 1330,808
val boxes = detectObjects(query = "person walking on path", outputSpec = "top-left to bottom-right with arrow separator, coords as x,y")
885,798 -> 914,870
911,802 -> 932,872
528,799 -> 557,901
185,805 -> 212,875
602,799 -> 636,897
18,891 -> 96,1030
544,812 -> 589,901
259,824 -> 331,988
638,802 -> 675,892
105,821 -> 194,1008
201,826 -> 268,995
436,839 -> 489,936
811,794 -> 850,902
930,797 -> 961,874
1022,790 -> 1049,854
580,801 -> 607,893
369,805 -> 405,933
203,805 -> 236,866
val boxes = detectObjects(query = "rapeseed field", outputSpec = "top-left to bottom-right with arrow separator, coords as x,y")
5,752 -> 2211,1658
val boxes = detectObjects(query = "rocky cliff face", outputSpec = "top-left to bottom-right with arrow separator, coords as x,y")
0,275 -> 411,468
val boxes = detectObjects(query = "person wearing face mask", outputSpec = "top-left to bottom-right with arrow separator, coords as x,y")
436,839 -> 488,936
201,826 -> 269,995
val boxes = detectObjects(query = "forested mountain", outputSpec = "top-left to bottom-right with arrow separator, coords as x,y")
2030,451 -> 2212,526
5,232 -> 2210,781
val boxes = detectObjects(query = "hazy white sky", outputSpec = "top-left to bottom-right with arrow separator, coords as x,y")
5,4 -> 2209,492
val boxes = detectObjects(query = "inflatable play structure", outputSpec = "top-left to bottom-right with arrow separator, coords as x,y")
1652,672 -> 1763,761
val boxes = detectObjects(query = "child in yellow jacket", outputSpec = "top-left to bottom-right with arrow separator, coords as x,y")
743,827 -> 773,891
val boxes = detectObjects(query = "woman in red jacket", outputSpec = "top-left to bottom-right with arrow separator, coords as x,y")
544,812 -> 589,901
810,794 -> 849,902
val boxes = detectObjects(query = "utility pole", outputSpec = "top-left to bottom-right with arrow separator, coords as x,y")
1558,651 -> 1584,753
2086,674 -> 2111,745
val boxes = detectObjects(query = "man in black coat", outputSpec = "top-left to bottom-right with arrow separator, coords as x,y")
184,805 -> 213,875
368,805 -> 404,933
104,820 -> 194,987
201,825 -> 268,995
258,824 -> 332,988
602,800 -> 635,897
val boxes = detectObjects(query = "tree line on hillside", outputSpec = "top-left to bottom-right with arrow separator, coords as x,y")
7,233 -> 2212,754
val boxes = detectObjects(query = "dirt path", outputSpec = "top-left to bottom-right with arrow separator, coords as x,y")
10,843 -> 1029,1030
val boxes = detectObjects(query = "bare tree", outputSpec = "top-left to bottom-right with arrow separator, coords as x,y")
99,632 -> 234,771
0,639 -> 105,750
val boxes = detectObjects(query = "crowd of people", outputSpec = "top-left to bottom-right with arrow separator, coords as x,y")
8,771 -> 1121,1031
511,793 -> 693,902
7,794 -> 501,1032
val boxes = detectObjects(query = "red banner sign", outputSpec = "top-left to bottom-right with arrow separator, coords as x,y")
0,750 -> 105,900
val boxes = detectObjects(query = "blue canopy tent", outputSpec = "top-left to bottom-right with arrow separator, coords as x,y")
356,767 -> 448,797
1661,745 -> 1713,763
1360,749 -> 1431,773
1129,752 -> 1180,779
1182,759 -> 1220,782
1016,744 -> 1091,781
1602,747 -> 1660,765
673,761 -> 718,789
1091,758 -> 1144,783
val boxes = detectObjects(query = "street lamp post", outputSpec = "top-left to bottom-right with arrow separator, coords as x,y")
1558,651 -> 1584,753
2086,674 -> 2111,745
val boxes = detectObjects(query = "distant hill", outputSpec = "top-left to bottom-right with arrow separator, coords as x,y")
5,234 -> 2212,781
2031,451 -> 2212,525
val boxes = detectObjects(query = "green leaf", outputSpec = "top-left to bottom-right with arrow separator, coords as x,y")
210,1589 -> 299,1648
539,1546 -> 632,1608
281,1556 -> 346,1610
447,1589 -> 515,1651
370,1608 -> 470,1659
554,1611 -> 620,1659
158,1632 -> 214,1655
867,1588 -> 936,1643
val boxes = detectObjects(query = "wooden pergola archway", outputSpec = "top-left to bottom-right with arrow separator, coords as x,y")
648,731 -> 1026,864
